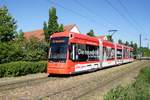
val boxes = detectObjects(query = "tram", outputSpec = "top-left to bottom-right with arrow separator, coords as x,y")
47,31 -> 134,74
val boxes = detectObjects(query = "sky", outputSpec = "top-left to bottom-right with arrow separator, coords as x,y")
0,0 -> 150,47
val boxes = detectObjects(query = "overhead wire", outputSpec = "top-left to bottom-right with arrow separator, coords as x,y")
74,0 -> 131,41
74,0 -> 118,29
50,0 -> 109,29
118,0 -> 149,43
118,0 -> 145,34
105,0 -> 141,35
118,0 -> 145,33
118,0 -> 150,47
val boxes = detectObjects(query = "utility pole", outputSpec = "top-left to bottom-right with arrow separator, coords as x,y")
108,30 -> 117,42
139,34 -> 141,60
108,30 -> 118,36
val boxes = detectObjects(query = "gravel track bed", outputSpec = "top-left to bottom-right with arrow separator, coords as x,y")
76,61 -> 150,100
0,73 -> 48,84
0,61 -> 149,100
0,77 -> 56,92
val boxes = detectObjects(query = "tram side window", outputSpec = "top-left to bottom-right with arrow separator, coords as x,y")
69,44 -> 99,61
117,49 -> 122,59
86,45 -> 99,61
130,51 -> 133,58
123,49 -> 128,58
76,44 -> 87,61
103,47 -> 115,60
103,47 -> 107,60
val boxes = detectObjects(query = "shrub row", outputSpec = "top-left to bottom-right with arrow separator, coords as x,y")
0,61 -> 47,77
104,67 -> 150,100
0,38 -> 48,64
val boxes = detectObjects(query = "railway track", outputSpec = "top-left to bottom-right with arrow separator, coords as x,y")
0,75 -> 60,92
40,61 -> 149,100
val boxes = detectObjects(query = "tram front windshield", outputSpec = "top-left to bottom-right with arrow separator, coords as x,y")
49,37 -> 68,62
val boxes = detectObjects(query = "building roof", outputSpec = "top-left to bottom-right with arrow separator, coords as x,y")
64,24 -> 76,32
24,29 -> 44,40
24,24 -> 80,40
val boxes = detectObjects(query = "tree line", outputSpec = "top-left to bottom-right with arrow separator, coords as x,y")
0,6 -> 47,64
0,6 -> 48,77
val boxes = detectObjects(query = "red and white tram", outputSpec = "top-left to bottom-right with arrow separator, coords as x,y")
47,31 -> 134,74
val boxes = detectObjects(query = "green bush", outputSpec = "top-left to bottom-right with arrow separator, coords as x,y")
0,61 -> 47,77
0,38 -> 48,64
0,41 -> 24,63
22,38 -> 48,61
104,67 -> 150,100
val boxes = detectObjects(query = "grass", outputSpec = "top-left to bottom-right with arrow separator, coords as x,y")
104,66 -> 150,100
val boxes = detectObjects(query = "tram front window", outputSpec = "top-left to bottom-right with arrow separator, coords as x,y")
49,37 -> 68,62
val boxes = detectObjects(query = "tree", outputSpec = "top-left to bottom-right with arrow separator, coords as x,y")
47,7 -> 59,36
58,24 -> 64,32
125,41 -> 129,46
43,21 -> 48,41
133,43 -> 138,58
0,6 -> 17,42
130,41 -> 134,47
118,39 -> 123,44
105,35 -> 113,42
22,37 -> 48,61
17,29 -> 24,40
87,29 -> 95,37
14,29 -> 24,41
43,7 -> 64,42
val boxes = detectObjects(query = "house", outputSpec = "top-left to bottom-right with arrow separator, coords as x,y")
24,29 -> 44,40
24,24 -> 80,40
